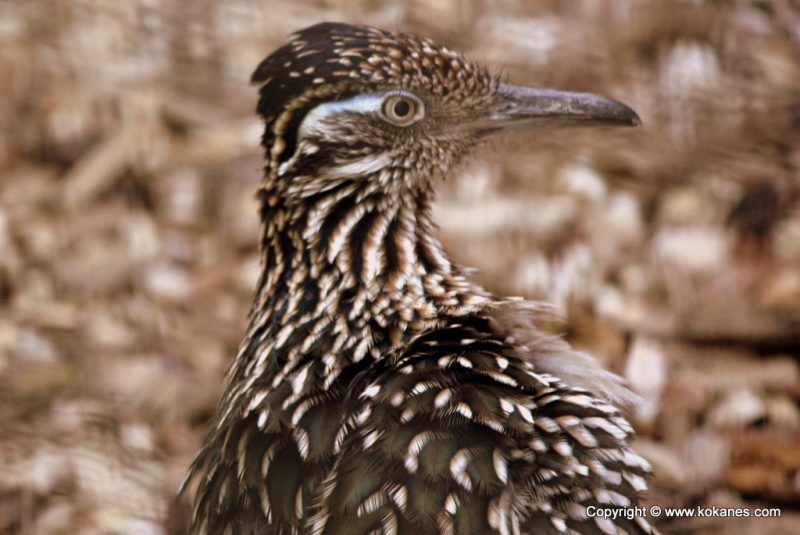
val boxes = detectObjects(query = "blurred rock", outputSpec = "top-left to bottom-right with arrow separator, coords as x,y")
758,268 -> 800,313
555,162 -> 607,203
625,335 -> 668,428
34,500 -> 77,535
595,285 -> 677,337
15,215 -> 57,263
727,432 -> 800,503
55,237 -> 135,295
450,161 -> 500,201
120,422 -> 156,454
407,0 -> 476,35
121,212 -> 162,263
160,228 -> 198,265
49,399 -> 112,437
590,191 -> 645,260
0,165 -> 59,209
683,429 -> 731,491
92,356 -> 169,410
656,185 -> 719,226
435,195 -> 580,236
0,213 -> 13,259
0,209 -> 21,285
726,182 -> 782,242
475,15 -> 561,70
142,262 -> 194,303
671,350 -> 800,402
62,134 -> 130,210
652,226 -> 730,275
707,387 -> 766,430
678,296 -> 800,343
658,39 -> 725,142
12,328 -> 59,363
12,298 -> 81,330
160,169 -> 204,226
84,306 -> 138,348
763,394 -> 800,430
172,331 -> 227,376
773,217 -> 800,263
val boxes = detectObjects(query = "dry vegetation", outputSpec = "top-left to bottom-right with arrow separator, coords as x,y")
1,0 -> 799,533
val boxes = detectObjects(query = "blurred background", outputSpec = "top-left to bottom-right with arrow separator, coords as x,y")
1,0 -> 799,533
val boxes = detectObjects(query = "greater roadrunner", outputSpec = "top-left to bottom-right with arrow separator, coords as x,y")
186,22 -> 654,535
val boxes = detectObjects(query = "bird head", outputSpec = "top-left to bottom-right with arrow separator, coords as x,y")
252,22 -> 639,201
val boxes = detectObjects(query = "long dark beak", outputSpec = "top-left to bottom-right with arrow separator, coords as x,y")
464,83 -> 640,135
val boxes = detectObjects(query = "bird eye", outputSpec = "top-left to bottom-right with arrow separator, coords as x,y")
381,93 -> 424,126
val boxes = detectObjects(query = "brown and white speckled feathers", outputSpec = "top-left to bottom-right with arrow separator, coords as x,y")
184,22 -> 652,535
315,307 -> 653,535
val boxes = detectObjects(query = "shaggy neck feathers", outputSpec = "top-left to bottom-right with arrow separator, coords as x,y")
221,177 -> 492,420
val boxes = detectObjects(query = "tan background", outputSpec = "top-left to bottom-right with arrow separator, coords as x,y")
1,1 -> 799,533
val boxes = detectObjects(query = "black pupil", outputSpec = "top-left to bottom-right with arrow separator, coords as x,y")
393,99 -> 411,118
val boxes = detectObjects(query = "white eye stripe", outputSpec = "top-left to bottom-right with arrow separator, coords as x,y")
297,91 -> 425,138
299,94 -> 385,139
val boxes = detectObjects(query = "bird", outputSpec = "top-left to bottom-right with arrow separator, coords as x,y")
184,22 -> 655,535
